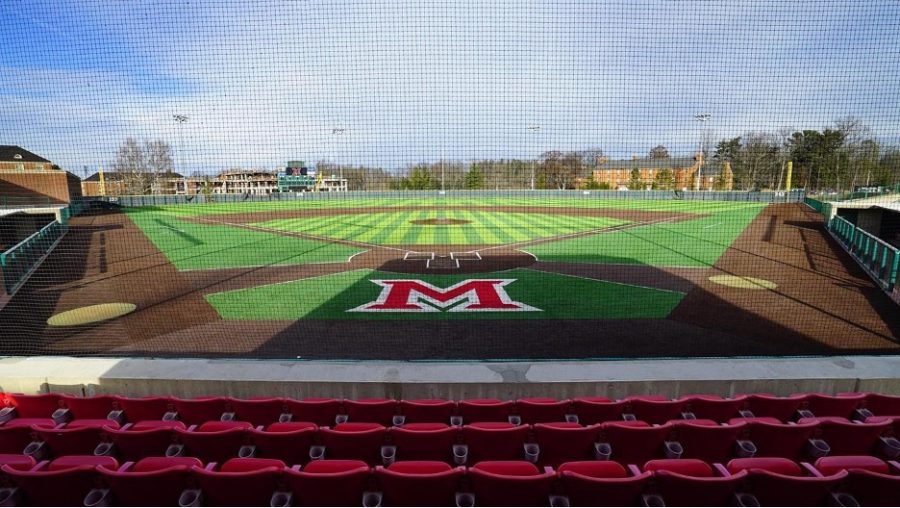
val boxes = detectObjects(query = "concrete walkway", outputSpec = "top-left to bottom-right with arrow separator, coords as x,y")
1,355 -> 898,399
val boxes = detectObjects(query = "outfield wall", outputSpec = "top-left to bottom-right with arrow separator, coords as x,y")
79,189 -> 805,207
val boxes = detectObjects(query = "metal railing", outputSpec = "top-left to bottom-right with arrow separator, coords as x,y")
0,220 -> 68,295
828,215 -> 899,292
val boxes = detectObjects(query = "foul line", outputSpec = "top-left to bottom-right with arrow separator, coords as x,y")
523,266 -> 688,295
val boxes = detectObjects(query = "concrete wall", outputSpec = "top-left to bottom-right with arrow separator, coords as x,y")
857,208 -> 884,236
1,356 -> 897,399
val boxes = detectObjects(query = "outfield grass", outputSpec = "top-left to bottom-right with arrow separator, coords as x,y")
125,208 -> 362,270
527,204 -> 765,267
255,210 -> 628,246
205,268 -> 685,320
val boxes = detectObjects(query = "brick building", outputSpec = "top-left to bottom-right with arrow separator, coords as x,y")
591,153 -> 732,191
0,146 -> 81,204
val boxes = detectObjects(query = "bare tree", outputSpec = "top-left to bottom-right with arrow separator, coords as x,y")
649,145 -> 670,159
113,138 -> 147,194
145,140 -> 174,194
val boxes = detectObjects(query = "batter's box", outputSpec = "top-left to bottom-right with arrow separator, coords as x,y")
404,251 -> 434,261
427,256 -> 460,269
451,251 -> 482,261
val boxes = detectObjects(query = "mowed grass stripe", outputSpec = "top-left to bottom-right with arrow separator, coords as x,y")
467,211 -> 505,244
363,211 -> 416,244
488,213 -> 540,242
474,211 -> 519,244
458,210 -> 483,245
398,210 -> 430,244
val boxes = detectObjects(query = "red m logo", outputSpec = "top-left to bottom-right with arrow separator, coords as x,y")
348,279 -> 541,312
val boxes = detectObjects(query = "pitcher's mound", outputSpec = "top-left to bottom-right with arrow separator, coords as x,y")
410,218 -> 472,226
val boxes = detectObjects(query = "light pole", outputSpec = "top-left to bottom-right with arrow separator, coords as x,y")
527,125 -> 541,190
174,114 -> 188,194
694,113 -> 710,190
332,128 -> 347,181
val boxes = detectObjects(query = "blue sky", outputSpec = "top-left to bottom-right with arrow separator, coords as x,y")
1,0 -> 899,174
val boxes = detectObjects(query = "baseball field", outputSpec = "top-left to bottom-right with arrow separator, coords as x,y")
2,194 -> 899,359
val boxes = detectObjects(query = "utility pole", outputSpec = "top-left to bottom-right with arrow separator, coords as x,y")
527,125 -> 541,190
694,113 -> 710,190
332,128 -> 347,181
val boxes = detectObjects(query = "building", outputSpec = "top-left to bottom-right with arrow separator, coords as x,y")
0,145 -> 81,204
81,171 -> 184,197
318,174 -> 349,192
591,153 -> 732,191
216,170 -> 278,195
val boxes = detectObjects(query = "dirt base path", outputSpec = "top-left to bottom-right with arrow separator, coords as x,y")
669,204 -> 900,350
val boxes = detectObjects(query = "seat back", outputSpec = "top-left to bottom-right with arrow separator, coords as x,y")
462,423 -> 530,463
844,468 -> 900,506
812,419 -> 890,456
681,395 -> 746,422
389,424 -> 458,462
171,397 -> 228,425
228,397 -> 286,427
600,422 -> 673,465
672,421 -> 745,463
248,426 -> 316,466
802,393 -> 866,419
61,395 -> 117,420
516,398 -> 570,424
626,397 -> 686,424
653,469 -> 748,506
284,398 -> 342,427
101,458 -> 201,507
468,461 -> 555,507
192,463 -> 283,506
571,398 -> 626,425
744,394 -> 804,422
285,460 -> 371,506
459,399 -> 514,423
375,462 -> 464,506
532,423 -> 599,467
1,464 -> 103,506
343,399 -> 398,426
0,426 -> 35,454
33,426 -> 106,457
319,424 -> 387,463
400,400 -> 456,424
105,427 -> 180,461
115,396 -> 173,423
174,427 -> 250,464
744,469 -> 848,506
4,394 -> 61,418
744,420 -> 817,459
558,465 -> 651,507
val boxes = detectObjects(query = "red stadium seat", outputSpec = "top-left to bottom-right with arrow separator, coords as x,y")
0,454 -> 35,471
375,461 -> 465,506
467,461 -> 556,506
32,425 -> 114,457
190,458 -> 285,507
670,419 -> 748,463
739,419 -> 818,459
801,417 -> 892,456
516,398 -> 571,424
644,458 -> 749,507
599,421 -> 676,465
570,397 -> 627,425
626,396 -> 687,424
0,393 -> 61,428
815,456 -> 900,506
170,397 -> 229,425
0,455 -> 118,506
114,396 -> 173,423
284,398 -> 342,427
99,456 -> 202,507
742,393 -> 806,422
389,423 -> 459,462
0,426 -> 37,454
344,398 -> 398,426
557,461 -> 651,507
461,422 -> 530,464
801,393 -> 867,419
247,422 -> 317,465
60,395 -> 119,422
532,422 -> 600,467
459,399 -> 515,423
727,457 -> 850,506
172,422 -> 251,463
855,393 -> 900,417
102,425 -> 183,461
680,394 -> 747,422
227,397 -> 286,427
319,422 -> 387,463
399,399 -> 456,424
283,459 -> 371,506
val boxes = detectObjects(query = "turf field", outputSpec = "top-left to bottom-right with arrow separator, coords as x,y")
7,195 -> 898,360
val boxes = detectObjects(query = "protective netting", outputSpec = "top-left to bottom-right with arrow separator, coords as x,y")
1,0 -> 899,359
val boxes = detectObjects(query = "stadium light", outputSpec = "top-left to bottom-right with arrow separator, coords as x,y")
694,114 -> 710,190
527,125 -> 541,190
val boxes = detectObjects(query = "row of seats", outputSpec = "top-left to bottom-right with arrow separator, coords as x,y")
0,454 -> 897,506
3,417 -> 900,468
2,392 -> 898,428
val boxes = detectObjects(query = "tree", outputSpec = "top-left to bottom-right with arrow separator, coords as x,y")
538,151 -> 578,190
649,145 -> 670,159
464,165 -> 485,189
628,168 -> 643,190
112,138 -> 174,194
714,137 -> 742,162
653,168 -> 675,190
